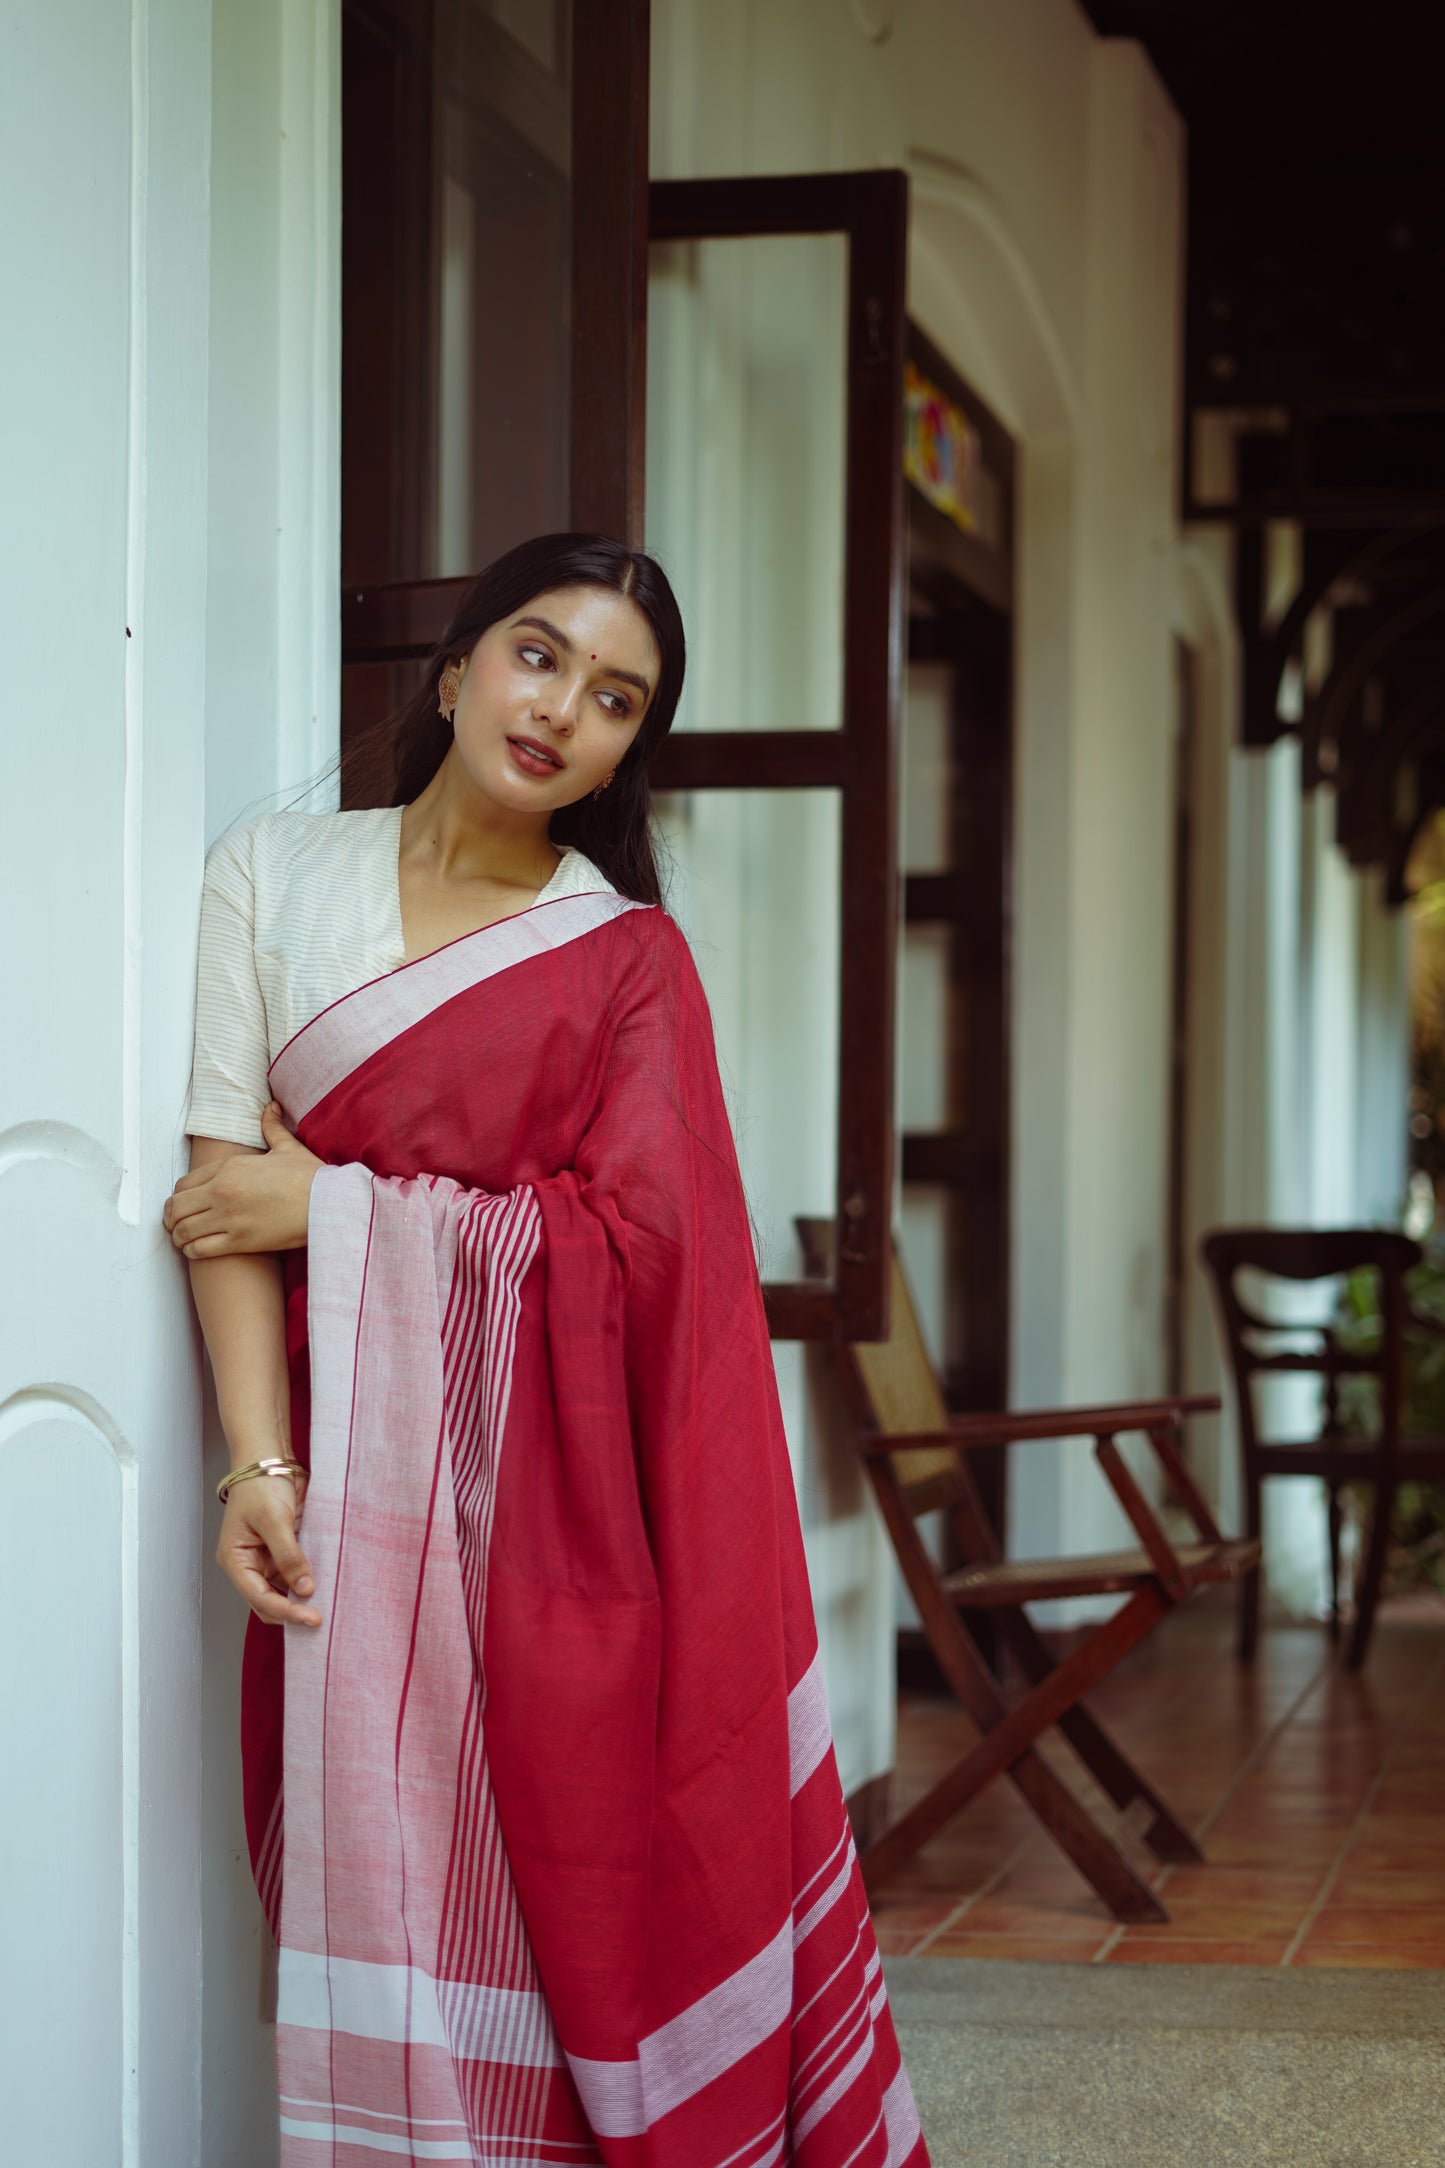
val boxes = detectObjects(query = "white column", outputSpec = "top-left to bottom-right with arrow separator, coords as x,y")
0,3 -> 340,2160
0,3 -> 213,2161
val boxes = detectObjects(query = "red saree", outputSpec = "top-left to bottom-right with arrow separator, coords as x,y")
246,890 -> 928,2167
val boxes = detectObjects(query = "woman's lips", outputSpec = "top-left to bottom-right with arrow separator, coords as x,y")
506,736 -> 564,778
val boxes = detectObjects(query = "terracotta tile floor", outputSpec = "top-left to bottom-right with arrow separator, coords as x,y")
870,1589 -> 1445,1966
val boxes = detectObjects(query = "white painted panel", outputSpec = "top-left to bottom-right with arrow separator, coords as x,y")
201,3 -> 342,2157
0,1407 -> 124,2168
0,0 -> 130,1160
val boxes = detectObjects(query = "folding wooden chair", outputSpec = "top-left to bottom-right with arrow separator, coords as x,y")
1202,1226 -> 1445,1667
799,1221 -> 1259,1924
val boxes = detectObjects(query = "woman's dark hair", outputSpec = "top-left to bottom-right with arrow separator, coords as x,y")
342,532 -> 686,905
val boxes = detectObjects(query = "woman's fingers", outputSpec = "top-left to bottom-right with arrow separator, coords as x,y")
263,1512 -> 317,1601
182,1231 -> 241,1260
231,1558 -> 322,1628
163,1165 -> 216,1230
167,1197 -> 214,1242
217,1488 -> 321,1626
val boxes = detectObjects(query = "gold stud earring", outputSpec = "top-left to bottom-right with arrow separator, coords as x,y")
591,769 -> 616,800
438,663 -> 462,721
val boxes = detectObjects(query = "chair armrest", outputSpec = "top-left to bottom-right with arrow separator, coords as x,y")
863,1396 -> 1221,1458
859,1424 -> 1184,1460
942,1395 -> 1220,1451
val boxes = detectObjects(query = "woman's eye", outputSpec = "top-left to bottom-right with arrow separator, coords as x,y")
519,643 -> 552,670
599,691 -> 631,718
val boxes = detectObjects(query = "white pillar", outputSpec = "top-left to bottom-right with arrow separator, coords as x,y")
0,4 -> 339,2160
0,3 -> 213,2160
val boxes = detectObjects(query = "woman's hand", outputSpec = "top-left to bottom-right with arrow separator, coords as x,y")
216,1467 -> 322,1627
165,1103 -> 322,1258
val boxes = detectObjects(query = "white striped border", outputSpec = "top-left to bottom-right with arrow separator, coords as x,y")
279,1645 -> 846,2145
787,1648 -> 832,1797
279,1950 -> 561,2064
270,891 -> 649,1122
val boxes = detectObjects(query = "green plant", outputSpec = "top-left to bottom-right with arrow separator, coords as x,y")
1336,1238 -> 1445,1594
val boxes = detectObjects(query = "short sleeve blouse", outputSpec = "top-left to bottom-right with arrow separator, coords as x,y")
188,806 -> 617,1147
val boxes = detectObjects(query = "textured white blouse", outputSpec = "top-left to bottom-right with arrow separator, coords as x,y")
188,806 -> 616,1148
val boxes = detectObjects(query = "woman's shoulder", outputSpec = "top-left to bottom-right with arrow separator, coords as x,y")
206,805 -> 397,889
596,895 -> 706,999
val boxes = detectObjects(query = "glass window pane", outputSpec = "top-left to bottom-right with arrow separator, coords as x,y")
436,0 -> 572,575
901,660 -> 952,872
646,233 -> 848,732
654,789 -> 841,1280
898,925 -> 952,1134
897,1185 -> 949,1371
341,0 -> 572,589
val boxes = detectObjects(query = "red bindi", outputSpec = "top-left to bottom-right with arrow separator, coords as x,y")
591,653 -> 597,660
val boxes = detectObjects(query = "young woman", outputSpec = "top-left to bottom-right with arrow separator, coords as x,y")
167,532 -> 927,2168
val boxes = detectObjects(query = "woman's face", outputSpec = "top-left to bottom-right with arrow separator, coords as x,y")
448,584 -> 658,815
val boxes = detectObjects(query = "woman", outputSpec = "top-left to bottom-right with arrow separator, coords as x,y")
167,532 -> 927,2168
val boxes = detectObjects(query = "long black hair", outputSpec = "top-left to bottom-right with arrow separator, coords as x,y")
342,532 -> 687,905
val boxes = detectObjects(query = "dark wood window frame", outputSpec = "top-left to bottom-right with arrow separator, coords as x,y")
646,171 -> 909,1343
339,0 -> 907,1341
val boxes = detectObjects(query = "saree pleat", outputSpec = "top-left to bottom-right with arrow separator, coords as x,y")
244,892 -> 927,2168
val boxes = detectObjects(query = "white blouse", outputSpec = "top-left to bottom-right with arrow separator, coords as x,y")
188,806 -> 617,1148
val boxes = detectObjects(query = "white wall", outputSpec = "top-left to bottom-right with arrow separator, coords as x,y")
0,3 -> 213,2160
1178,517 -> 1414,1611
200,5 -> 340,2162
0,3 -> 337,2160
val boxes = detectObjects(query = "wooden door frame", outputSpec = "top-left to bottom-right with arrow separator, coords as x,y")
570,0 -> 650,539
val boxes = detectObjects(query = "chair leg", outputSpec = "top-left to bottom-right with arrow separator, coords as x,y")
862,1588 -> 1172,1923
1326,1483 -> 1343,1645
1238,1477 -> 1263,1662
1347,1482 -> 1393,1670
995,1610 -> 1203,1863
1010,1752 -> 1169,1924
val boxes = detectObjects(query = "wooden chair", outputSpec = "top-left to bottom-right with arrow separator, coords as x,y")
798,1221 -> 1258,1924
1201,1227 -> 1445,1668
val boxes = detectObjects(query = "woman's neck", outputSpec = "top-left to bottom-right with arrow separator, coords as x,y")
400,751 -> 560,892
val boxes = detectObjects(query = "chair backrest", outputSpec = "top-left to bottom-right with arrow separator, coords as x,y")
796,1217 -> 960,1500
1200,1225 -> 1416,1460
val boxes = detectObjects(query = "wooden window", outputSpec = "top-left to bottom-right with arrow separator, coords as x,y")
339,4 -> 907,1341
646,174 -> 908,1342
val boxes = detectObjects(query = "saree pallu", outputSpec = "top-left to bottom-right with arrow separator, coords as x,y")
246,890 -> 928,2168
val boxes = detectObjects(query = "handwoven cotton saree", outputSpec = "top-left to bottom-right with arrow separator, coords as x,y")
243,890 -> 927,2167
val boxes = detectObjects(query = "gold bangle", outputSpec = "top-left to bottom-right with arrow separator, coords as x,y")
216,1456 -> 308,1506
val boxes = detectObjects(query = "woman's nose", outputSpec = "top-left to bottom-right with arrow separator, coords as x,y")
539,683 -> 578,733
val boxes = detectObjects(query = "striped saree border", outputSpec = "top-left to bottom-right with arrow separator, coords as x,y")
277,1652 -> 905,2159
270,892 -> 649,1122
278,1169 -> 599,2166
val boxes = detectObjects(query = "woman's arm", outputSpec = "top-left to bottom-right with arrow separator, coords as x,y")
186,1134 -> 321,1628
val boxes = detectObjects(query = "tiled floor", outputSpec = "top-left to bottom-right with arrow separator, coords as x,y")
870,1590 -> 1445,1967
